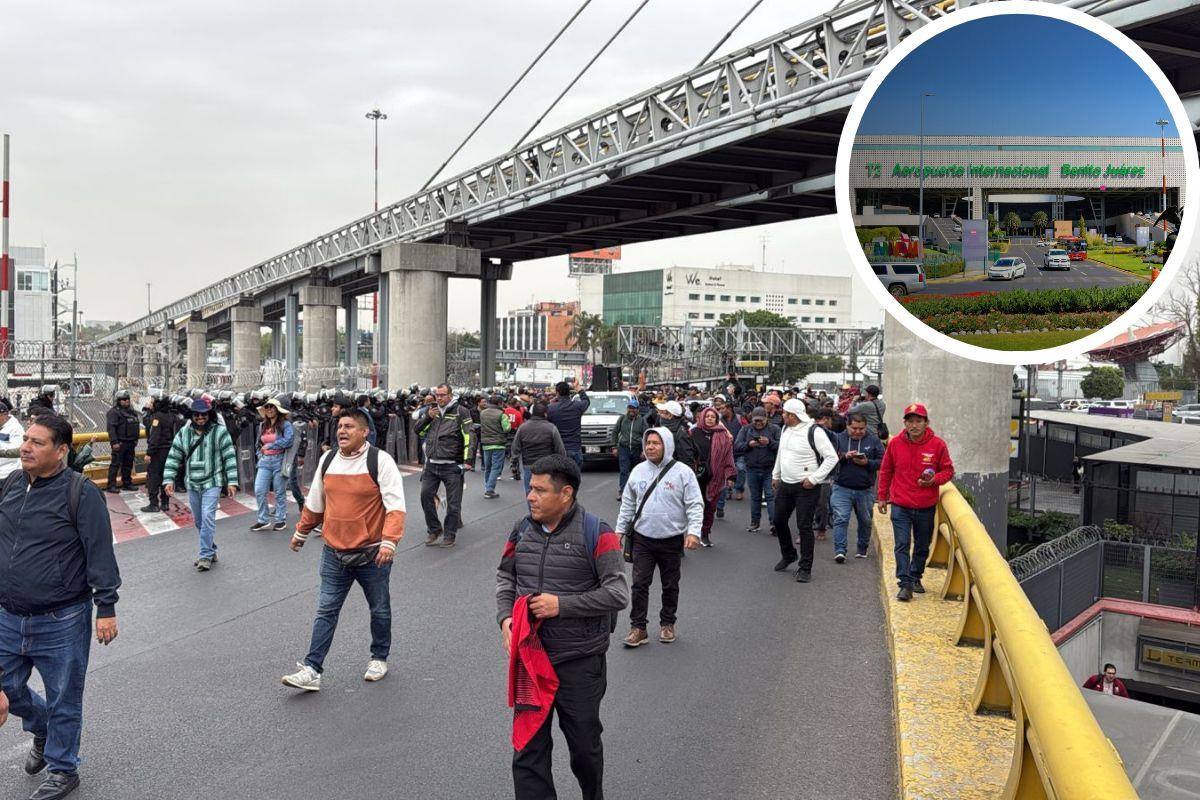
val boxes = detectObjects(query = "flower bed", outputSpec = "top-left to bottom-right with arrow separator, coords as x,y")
919,310 -> 1118,334
900,285 -> 1146,316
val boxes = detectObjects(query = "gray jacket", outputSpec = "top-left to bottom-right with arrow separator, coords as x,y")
615,426 -> 703,540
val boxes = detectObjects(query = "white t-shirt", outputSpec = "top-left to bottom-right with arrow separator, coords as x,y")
0,415 -> 24,478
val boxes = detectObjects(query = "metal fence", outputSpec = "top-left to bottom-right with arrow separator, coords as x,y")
1011,527 -> 1199,632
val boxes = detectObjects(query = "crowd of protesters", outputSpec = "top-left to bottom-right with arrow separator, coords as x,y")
0,375 -> 957,800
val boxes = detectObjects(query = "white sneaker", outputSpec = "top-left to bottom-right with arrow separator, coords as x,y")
364,659 -> 388,682
281,662 -> 321,691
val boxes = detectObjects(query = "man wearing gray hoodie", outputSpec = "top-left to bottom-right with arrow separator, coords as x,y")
615,427 -> 703,647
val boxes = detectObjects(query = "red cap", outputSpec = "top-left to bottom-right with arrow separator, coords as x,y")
902,402 -> 929,419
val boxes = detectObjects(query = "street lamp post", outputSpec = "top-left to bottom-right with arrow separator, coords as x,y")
1156,117 -> 1169,232
365,108 -> 388,212
919,92 -> 934,250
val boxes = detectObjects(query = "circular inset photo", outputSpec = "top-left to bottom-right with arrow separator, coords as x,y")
835,1 -> 1198,364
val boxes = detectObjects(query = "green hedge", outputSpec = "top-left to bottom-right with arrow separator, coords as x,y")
923,260 -> 964,279
902,284 -> 1147,316
919,311 -> 1118,334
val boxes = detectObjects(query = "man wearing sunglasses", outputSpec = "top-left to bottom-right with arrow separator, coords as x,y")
164,399 -> 239,572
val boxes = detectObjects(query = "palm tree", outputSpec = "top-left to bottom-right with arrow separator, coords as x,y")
1031,210 -> 1049,237
567,312 -> 604,364
1003,211 -> 1021,236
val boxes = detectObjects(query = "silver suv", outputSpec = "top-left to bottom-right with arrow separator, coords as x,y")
871,262 -> 927,298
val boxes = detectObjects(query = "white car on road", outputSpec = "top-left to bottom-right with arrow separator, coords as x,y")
1044,249 -> 1070,270
987,257 -> 1028,280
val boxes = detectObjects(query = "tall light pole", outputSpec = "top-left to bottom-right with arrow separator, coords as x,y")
1156,117 -> 1169,232
365,108 -> 388,212
919,92 -> 934,250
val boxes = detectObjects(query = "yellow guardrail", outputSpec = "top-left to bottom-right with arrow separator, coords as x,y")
928,483 -> 1136,800
72,430 -> 150,489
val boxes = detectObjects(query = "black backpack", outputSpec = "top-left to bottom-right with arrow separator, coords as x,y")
318,446 -> 381,487
514,510 -> 617,633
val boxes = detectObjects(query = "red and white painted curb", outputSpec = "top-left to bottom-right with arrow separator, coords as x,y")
104,463 -> 423,544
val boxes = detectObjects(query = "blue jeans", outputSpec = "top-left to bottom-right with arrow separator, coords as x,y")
831,484 -> 874,555
617,445 -> 641,492
745,468 -> 774,524
521,466 -> 533,498
189,486 -> 222,560
0,601 -> 92,774
254,453 -> 286,524
566,448 -> 584,471
304,545 -> 393,672
482,448 -> 506,493
891,504 -> 936,588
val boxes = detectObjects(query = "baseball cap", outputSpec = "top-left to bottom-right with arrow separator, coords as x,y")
903,402 -> 929,419
191,398 -> 213,414
626,398 -> 639,408
656,400 -> 683,417
750,407 -> 768,420
782,398 -> 807,417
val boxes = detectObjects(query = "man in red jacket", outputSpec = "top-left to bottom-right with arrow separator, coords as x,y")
1083,663 -> 1130,698
876,403 -> 954,602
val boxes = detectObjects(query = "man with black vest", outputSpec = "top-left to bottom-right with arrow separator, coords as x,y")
0,414 -> 121,800
417,383 -> 474,548
496,454 -> 629,800
105,390 -> 141,493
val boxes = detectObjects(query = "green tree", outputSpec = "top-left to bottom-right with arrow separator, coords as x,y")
716,309 -> 795,328
567,311 -> 605,364
1080,366 -> 1124,399
987,213 -> 998,234
1003,211 -> 1022,236
1078,214 -> 1087,237
1031,210 -> 1048,236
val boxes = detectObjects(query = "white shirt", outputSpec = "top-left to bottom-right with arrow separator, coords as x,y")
772,421 -> 838,484
0,415 -> 24,478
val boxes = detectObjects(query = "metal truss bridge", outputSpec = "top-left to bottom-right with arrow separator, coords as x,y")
103,0 -> 1200,345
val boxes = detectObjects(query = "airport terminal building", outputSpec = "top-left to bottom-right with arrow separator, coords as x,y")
850,136 -> 1186,237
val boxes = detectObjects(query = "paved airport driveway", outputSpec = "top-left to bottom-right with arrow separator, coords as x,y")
0,466 -> 897,800
923,240 -> 1144,295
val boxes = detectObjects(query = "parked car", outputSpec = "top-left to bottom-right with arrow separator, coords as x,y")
1087,400 -> 1135,418
1044,249 -> 1070,270
1172,403 -> 1200,422
871,262 -> 926,298
987,257 -> 1028,281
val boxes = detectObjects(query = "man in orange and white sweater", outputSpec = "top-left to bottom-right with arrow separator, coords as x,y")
281,408 -> 406,691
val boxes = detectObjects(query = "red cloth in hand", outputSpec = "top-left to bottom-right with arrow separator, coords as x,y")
508,594 -> 560,751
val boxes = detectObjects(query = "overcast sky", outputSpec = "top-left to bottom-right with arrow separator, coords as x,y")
1,0 -> 880,330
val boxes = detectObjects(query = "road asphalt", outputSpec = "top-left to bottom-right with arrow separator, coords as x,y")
0,465 -> 897,800
923,241 -> 1143,296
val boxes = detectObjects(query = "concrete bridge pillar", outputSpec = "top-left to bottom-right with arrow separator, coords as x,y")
298,285 -> 341,391
229,304 -> 264,391
344,294 -> 358,372
381,242 -> 481,389
126,336 -> 142,381
480,261 -> 512,387
185,319 -> 208,388
140,331 -> 160,384
881,314 -> 1012,550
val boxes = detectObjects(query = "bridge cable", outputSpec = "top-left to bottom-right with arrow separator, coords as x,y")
691,0 -> 767,69
510,0 -> 651,152
419,0 -> 595,192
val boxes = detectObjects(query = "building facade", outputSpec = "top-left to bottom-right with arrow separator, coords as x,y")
850,135 -> 1186,230
497,300 -> 579,351
579,265 -> 852,328
12,245 -> 53,342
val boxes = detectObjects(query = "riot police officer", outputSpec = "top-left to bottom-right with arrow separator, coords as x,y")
27,384 -> 57,419
141,389 -> 178,512
105,389 -> 142,492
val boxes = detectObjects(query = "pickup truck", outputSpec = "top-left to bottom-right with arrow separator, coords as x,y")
579,391 -> 636,463
1044,249 -> 1070,270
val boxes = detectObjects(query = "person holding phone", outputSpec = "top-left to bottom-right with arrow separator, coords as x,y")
831,413 -> 885,562
876,403 -> 954,602
733,408 -> 780,533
